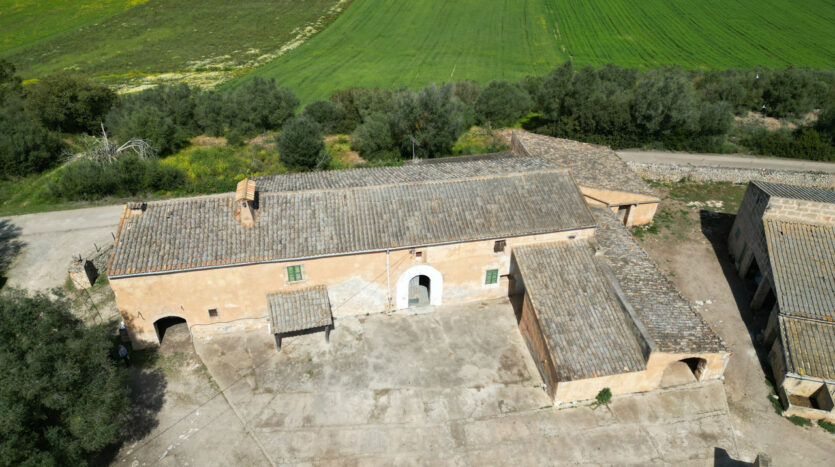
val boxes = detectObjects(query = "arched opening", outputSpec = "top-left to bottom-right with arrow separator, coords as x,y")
660,357 -> 708,388
395,265 -> 443,309
408,274 -> 431,307
681,357 -> 707,380
154,316 -> 188,345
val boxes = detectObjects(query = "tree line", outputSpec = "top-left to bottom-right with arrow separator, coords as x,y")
2,59 -> 834,200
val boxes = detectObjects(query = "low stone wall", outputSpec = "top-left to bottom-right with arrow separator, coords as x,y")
627,161 -> 835,189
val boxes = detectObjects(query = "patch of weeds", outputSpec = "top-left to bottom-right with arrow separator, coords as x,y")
787,415 -> 812,427
306,370 -> 313,376
539,405 -> 553,410
63,275 -> 75,292
817,419 -> 835,434
769,395 -> 784,415
590,388 -> 612,409
518,371 -> 525,379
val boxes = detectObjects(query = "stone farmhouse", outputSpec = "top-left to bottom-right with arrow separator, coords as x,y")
108,132 -> 725,403
728,181 -> 835,422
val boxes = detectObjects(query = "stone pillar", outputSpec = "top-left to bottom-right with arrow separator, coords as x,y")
737,251 -> 754,279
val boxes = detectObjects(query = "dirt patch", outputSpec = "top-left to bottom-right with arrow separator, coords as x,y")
734,110 -> 819,132
190,135 -> 227,147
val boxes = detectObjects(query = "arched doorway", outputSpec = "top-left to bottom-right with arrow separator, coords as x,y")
396,265 -> 443,309
154,316 -> 188,345
660,357 -> 708,387
409,275 -> 431,307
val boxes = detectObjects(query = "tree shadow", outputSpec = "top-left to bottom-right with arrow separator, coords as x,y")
698,210 -> 772,368
0,219 -> 25,287
91,349 -> 167,465
713,447 -> 751,466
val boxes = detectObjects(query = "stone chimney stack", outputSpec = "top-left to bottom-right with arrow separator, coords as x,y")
235,178 -> 257,227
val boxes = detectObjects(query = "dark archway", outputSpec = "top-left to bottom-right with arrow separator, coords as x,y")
680,357 -> 707,380
408,274 -> 431,307
154,316 -> 187,344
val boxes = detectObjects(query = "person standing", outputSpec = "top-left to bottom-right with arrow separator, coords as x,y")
118,344 -> 130,367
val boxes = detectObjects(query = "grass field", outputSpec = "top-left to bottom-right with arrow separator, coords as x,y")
240,0 -> 835,101
0,0 -> 346,88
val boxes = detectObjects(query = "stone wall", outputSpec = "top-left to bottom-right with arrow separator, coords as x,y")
627,161 -> 835,189
68,244 -> 113,289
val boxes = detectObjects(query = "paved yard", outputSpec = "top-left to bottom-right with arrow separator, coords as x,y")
118,299 -> 740,465
1,205 -> 123,291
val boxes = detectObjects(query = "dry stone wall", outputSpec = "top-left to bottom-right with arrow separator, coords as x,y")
627,162 -> 835,189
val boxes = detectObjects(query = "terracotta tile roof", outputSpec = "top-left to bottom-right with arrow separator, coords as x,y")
268,285 -> 333,334
512,130 -> 659,199
764,219 -> 835,322
754,180 -> 835,204
109,162 -> 594,277
514,240 -> 647,381
779,316 -> 835,381
591,206 -> 726,353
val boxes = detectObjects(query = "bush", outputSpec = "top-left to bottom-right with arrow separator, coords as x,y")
787,415 -> 812,427
0,95 -> 64,177
199,78 -> 298,138
50,155 -> 185,200
818,419 -> 835,434
276,115 -> 327,170
742,127 -> 834,161
593,387 -> 612,407
350,113 -> 397,161
0,290 -> 130,464
302,100 -> 345,134
106,84 -> 199,156
762,68 -> 829,117
0,59 -> 22,101
24,73 -> 116,133
474,80 -> 532,128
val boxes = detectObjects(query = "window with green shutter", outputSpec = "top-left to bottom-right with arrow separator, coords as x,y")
287,265 -> 303,282
485,269 -> 499,285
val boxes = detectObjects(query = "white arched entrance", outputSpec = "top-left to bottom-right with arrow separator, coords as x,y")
395,265 -> 443,309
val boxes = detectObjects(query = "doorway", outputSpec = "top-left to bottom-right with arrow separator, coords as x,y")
154,316 -> 188,345
408,275 -> 431,307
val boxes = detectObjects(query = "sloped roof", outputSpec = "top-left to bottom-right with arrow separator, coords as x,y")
512,131 -> 659,199
514,240 -> 647,381
779,316 -> 835,381
253,155 -> 548,193
764,219 -> 835,321
754,180 -> 835,204
591,206 -> 726,353
269,285 -> 333,334
110,162 -> 595,277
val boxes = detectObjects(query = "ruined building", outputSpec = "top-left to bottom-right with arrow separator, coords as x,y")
108,133 -> 725,403
729,181 -> 835,422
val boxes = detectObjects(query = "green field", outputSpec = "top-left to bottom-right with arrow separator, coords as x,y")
241,0 -> 835,101
0,0 -> 345,87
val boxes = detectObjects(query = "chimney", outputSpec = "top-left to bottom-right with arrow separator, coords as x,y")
235,178 -> 257,227
126,201 -> 147,218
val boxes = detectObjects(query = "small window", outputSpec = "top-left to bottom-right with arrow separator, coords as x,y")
208,308 -> 219,318
494,240 -> 506,253
415,251 -> 423,258
287,265 -> 303,282
485,269 -> 499,285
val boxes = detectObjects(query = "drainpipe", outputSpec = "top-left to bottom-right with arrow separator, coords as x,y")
386,249 -> 392,312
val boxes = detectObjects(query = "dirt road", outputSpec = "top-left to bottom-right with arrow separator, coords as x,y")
617,150 -> 835,173
2,205 -> 123,291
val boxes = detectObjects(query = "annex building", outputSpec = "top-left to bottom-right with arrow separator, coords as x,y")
728,181 -> 835,422
109,133 -> 725,403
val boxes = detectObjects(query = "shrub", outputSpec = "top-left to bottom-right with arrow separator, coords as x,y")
24,73 -> 116,133
50,155 -> 185,200
592,388 -> 612,408
302,100 -> 345,134
762,67 -> 828,117
0,95 -> 64,177
818,419 -> 835,434
0,290 -> 130,464
276,115 -> 327,170
0,59 -> 22,101
350,113 -> 397,161
741,127 -> 834,161
474,80 -> 532,128
106,84 -> 200,156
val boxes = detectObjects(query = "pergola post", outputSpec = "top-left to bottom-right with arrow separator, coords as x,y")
274,333 -> 282,352
325,325 -> 331,344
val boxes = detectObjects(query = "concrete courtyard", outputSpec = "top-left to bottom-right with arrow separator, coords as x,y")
116,299 -> 739,465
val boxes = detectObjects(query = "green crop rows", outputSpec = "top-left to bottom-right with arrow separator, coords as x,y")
240,0 -> 835,101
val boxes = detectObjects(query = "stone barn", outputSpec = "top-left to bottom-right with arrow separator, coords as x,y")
728,181 -> 835,422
